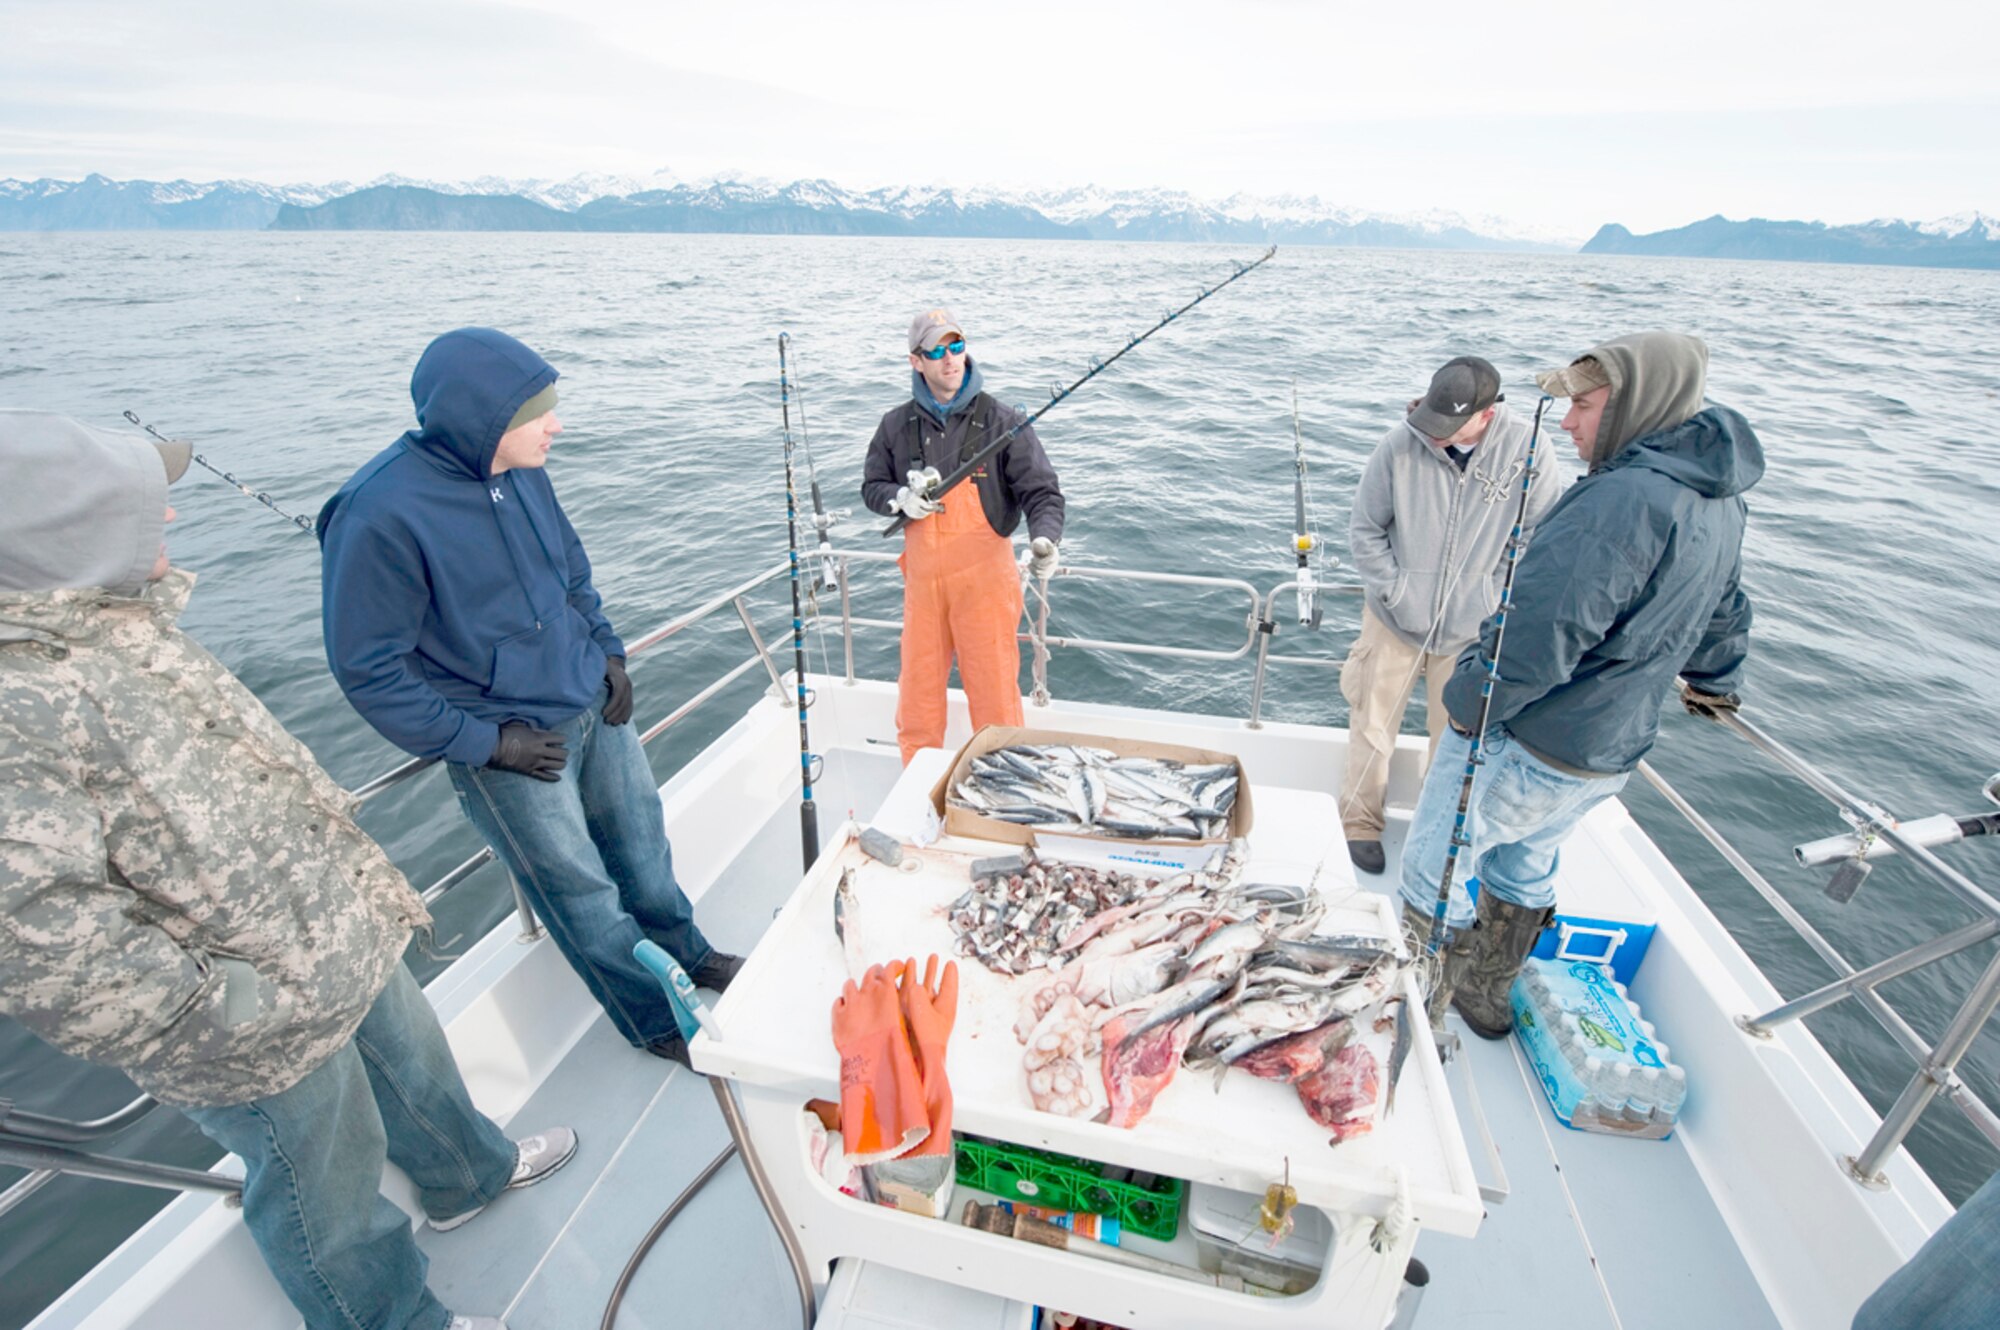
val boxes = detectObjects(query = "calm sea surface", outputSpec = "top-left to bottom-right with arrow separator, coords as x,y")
2,234 -> 1997,1323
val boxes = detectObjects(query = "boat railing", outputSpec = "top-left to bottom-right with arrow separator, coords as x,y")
314,543 -> 1992,1197
0,1093 -> 241,1221
1638,707 -> 2000,1188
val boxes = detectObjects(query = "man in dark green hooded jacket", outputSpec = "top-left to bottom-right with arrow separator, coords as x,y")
1399,332 -> 1762,1037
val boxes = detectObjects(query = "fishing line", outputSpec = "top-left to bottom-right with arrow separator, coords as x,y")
882,247 -> 1279,537
783,340 -> 862,824
1421,397 -> 1553,1002
123,410 -> 316,533
784,343 -> 842,594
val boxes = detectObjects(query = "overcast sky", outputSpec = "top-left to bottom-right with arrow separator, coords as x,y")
5,0 -> 1996,236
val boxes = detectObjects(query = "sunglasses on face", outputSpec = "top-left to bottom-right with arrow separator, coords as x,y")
917,339 -> 967,361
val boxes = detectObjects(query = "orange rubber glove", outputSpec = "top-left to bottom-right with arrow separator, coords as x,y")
898,955 -> 959,1156
831,964 -> 930,1165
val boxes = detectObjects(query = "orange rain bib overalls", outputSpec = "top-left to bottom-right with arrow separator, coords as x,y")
895,472 -> 1025,765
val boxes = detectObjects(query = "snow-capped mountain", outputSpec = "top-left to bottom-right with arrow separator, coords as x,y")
4,172 -> 1993,266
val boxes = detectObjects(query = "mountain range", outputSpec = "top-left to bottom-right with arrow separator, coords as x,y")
0,173 -> 1583,250
1582,214 -> 2000,268
3,173 -> 1997,268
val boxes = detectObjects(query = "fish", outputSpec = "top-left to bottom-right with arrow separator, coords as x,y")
1101,1012 -> 1198,1128
1296,1043 -> 1380,1143
1075,940 -> 1183,1008
1231,1018 -> 1354,1083
948,745 -> 1240,840
1385,996 -> 1413,1114
832,867 -> 866,979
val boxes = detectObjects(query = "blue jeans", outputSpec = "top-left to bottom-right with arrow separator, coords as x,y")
182,965 -> 515,1330
1853,1171 -> 2000,1330
448,694 -> 714,1047
1397,725 -> 1630,932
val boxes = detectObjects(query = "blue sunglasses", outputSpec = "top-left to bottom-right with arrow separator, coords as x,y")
916,339 -> 967,361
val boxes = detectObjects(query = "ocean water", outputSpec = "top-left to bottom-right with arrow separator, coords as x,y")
2,233 -> 1997,1324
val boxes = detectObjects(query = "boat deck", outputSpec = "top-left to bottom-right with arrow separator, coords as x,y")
415,743 -> 1781,1329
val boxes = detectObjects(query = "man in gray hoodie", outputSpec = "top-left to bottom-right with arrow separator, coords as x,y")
1399,334 -> 1760,1038
0,411 -> 574,1330
1341,356 -> 1559,874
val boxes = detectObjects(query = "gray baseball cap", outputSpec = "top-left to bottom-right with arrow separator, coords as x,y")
908,306 -> 964,353
1408,356 -> 1502,440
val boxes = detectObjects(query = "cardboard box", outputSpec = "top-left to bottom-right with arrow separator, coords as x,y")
928,725 -> 1254,856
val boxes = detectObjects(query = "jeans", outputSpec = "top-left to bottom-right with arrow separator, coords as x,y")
182,966 -> 516,1330
1853,1170 -> 2000,1330
1397,725 -> 1630,932
448,692 -> 714,1047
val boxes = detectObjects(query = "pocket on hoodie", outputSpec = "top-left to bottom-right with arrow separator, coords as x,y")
488,622 -> 558,701
1388,569 -> 1439,636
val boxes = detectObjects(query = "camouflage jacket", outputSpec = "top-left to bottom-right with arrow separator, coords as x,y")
0,571 -> 430,1107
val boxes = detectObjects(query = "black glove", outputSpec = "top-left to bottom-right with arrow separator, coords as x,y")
488,722 -> 568,781
603,655 -> 633,727
1682,687 -> 1742,719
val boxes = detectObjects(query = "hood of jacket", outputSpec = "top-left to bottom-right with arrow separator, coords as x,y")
911,357 -> 985,426
403,327 -> 559,482
1599,403 -> 1765,499
0,409 -> 172,597
1583,332 -> 1709,469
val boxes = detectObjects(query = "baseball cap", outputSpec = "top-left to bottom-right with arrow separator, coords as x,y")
908,307 -> 964,354
1408,356 -> 1502,440
1535,355 -> 1612,399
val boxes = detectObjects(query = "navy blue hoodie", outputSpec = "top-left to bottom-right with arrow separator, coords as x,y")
317,328 -> 623,766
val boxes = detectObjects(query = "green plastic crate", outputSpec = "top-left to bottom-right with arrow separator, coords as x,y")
953,1135 -> 1186,1242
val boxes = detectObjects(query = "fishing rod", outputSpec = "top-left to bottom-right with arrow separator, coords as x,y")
783,345 -> 844,593
777,334 -> 821,873
881,245 -> 1279,537
1422,395 -> 1552,1009
1289,382 -> 1322,629
123,410 -> 315,533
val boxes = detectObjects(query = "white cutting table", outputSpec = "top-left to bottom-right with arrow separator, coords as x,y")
696,752 -> 1481,1329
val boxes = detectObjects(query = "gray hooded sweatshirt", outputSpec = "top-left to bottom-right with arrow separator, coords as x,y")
0,412 -> 427,1106
1348,401 -> 1561,653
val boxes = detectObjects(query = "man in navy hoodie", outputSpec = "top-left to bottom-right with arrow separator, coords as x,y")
318,328 -> 741,1065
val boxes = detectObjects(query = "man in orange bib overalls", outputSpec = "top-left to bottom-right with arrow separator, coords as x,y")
861,308 -> 1066,765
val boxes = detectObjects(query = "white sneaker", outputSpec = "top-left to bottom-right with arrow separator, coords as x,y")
508,1127 -> 579,1190
431,1128 -> 579,1232
447,1318 -> 506,1330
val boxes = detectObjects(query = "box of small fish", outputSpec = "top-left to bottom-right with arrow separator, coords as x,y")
933,727 -> 1254,856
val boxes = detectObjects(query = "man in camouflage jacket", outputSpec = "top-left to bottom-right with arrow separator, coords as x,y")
0,410 -> 571,1330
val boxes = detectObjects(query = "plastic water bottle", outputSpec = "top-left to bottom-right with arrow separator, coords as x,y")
1582,1056 -> 1618,1126
1603,1062 -> 1635,1123
1654,1066 -> 1688,1128
1623,1067 -> 1661,1129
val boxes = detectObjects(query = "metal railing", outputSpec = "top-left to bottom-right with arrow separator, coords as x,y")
0,1094 -> 239,1221
1639,700 -> 2000,1188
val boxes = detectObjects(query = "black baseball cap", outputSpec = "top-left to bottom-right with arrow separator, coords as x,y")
1409,356 -> 1502,440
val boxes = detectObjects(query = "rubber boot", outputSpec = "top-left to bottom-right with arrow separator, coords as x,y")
1451,893 -> 1556,1040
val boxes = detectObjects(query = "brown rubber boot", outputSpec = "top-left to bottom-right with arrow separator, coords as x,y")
1451,893 -> 1556,1040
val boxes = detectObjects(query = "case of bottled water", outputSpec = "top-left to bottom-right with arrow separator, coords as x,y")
1510,957 -> 1687,1139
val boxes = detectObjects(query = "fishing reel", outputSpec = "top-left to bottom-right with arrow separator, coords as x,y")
1292,532 -> 1323,629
